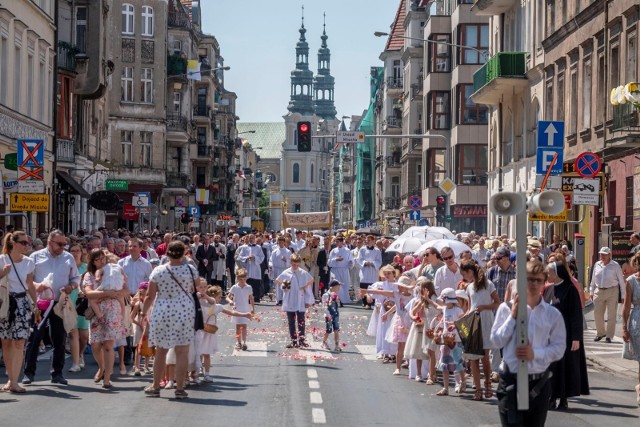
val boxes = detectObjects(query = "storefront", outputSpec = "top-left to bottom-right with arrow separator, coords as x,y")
451,205 -> 488,234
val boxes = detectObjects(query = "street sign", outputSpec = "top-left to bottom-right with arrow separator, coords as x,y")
17,140 -> 44,168
123,204 -> 138,220
562,173 -> 605,195
105,179 -> 129,191
572,178 -> 600,206
336,131 -> 365,144
17,180 -> 45,194
408,194 -> 422,210
409,210 -> 421,221
574,152 -> 602,178
131,195 -> 149,207
174,206 -> 186,218
535,174 -> 561,190
528,207 -> 568,222
438,177 -> 456,195
536,147 -> 563,175
3,153 -> 17,171
537,121 -> 564,148
9,193 -> 49,212
189,205 -> 200,217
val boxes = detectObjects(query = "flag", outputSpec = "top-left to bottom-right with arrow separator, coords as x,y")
195,188 -> 209,204
187,60 -> 201,81
236,169 -> 246,180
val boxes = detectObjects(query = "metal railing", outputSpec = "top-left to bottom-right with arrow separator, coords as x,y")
612,104 -> 640,131
56,138 -> 75,163
166,172 -> 189,188
386,76 -> 403,89
193,105 -> 211,117
385,197 -> 401,210
386,155 -> 401,168
385,116 -> 403,128
197,145 -> 212,157
168,11 -> 192,29
166,113 -> 188,131
473,52 -> 527,93
57,42 -> 79,72
411,84 -> 423,100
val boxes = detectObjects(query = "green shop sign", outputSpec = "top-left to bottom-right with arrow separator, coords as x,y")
3,153 -> 17,171
105,179 -> 128,191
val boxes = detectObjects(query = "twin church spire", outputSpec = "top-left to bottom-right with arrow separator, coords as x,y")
287,9 -> 336,120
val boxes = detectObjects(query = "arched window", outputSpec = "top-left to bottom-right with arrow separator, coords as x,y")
122,4 -> 134,35
293,163 -> 300,183
310,163 -> 314,184
141,6 -> 154,36
266,172 -> 277,183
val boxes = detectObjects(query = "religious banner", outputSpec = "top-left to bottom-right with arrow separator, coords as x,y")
284,211 -> 332,229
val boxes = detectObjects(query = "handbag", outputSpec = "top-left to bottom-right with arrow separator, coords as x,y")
167,265 -> 204,331
454,311 -> 484,356
137,334 -> 155,357
203,313 -> 218,334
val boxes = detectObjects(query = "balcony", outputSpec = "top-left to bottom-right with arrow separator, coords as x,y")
385,197 -> 401,210
197,145 -> 212,157
411,84 -> 423,100
612,104 -> 640,132
57,138 -> 75,163
168,11 -> 192,29
385,116 -> 403,128
57,41 -> 79,73
386,76 -> 403,90
167,54 -> 187,78
165,171 -> 189,188
471,52 -> 528,105
166,113 -> 188,131
386,154 -> 401,168
472,0 -> 517,16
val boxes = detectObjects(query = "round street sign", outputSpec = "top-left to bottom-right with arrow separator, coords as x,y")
574,152 -> 602,178
408,194 -> 422,210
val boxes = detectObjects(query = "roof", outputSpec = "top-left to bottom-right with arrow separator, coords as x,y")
385,0 -> 406,51
236,122 -> 285,159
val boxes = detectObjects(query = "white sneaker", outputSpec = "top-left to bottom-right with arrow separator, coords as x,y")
79,356 -> 85,369
164,380 -> 175,389
203,375 -> 213,383
415,375 -> 423,382
68,364 -> 81,373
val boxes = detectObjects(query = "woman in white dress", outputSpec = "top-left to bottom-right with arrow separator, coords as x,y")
460,260 -> 499,400
141,240 -> 197,399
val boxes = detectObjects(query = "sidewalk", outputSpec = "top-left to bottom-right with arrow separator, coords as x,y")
583,302 -> 637,376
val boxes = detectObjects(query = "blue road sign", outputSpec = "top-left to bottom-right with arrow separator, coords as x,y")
189,205 -> 200,217
409,210 -> 421,221
418,219 -> 429,226
537,121 -> 564,148
17,139 -> 44,168
536,147 -> 563,175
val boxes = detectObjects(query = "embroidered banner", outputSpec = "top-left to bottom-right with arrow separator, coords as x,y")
284,211 -> 332,228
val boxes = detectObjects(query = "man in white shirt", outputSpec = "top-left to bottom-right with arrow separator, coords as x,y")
328,236 -> 354,305
236,234 -> 265,302
356,235 -> 382,308
292,230 -> 306,253
118,238 -> 152,295
589,246 -> 626,343
270,236 -> 291,305
491,259 -> 565,427
433,246 -> 462,296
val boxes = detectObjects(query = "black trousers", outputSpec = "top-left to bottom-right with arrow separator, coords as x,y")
247,278 -> 263,302
24,306 -> 66,377
227,267 -> 235,293
360,283 -> 373,307
286,311 -> 306,342
497,372 -> 552,427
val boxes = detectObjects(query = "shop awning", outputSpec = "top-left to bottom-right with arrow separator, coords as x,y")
56,171 -> 90,198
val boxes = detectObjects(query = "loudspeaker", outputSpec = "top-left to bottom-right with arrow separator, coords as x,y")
529,190 -> 564,215
489,192 -> 526,216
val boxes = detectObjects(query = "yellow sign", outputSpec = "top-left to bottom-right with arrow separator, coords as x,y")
528,207 -> 568,222
10,193 -> 50,212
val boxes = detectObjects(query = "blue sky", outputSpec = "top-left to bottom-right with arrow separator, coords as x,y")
200,0 -> 400,122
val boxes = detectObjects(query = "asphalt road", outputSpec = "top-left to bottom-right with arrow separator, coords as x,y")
1,303 -> 638,426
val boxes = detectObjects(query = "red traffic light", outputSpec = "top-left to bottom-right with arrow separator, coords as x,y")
299,123 -> 309,132
436,196 -> 446,205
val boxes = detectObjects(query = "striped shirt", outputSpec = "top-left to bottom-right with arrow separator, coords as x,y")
487,264 -> 516,303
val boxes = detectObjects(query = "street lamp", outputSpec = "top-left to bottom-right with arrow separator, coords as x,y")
238,130 -> 256,135
373,31 -> 489,59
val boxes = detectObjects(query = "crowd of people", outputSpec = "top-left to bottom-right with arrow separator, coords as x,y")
0,225 -> 637,420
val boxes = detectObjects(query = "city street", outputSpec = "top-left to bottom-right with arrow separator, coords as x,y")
2,302 -> 638,426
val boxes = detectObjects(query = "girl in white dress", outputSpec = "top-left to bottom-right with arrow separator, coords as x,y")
405,279 -> 438,382
226,268 -> 255,351
197,285 -> 253,382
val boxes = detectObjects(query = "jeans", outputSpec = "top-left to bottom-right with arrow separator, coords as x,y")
24,305 -> 66,377
286,311 -> 306,342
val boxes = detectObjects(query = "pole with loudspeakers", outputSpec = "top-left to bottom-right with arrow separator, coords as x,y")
488,189 -> 565,411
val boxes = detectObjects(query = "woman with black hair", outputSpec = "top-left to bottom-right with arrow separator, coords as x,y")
544,261 -> 590,410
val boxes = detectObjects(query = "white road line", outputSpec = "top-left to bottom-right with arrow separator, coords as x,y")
307,368 -> 318,379
309,380 -> 320,389
306,356 -> 316,365
231,341 -> 268,357
355,344 -> 379,361
589,350 -> 624,356
312,408 -> 326,424
310,391 -> 323,404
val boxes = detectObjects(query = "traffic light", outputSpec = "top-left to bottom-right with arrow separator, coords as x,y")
180,211 -> 191,224
435,195 -> 446,224
297,121 -> 312,152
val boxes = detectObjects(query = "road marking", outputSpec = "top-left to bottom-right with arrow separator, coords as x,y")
355,344 -> 379,361
312,408 -> 326,424
307,368 -> 318,379
589,350 -> 624,356
310,391 -> 323,404
231,341 -> 268,357
309,380 -> 320,389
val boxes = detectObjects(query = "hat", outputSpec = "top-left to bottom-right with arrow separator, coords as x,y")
455,289 -> 469,302
528,240 -> 541,249
495,247 -> 510,258
598,246 -> 611,255
440,288 -> 458,304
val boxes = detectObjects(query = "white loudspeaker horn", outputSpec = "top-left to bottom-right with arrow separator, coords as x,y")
529,190 -> 565,215
489,192 -> 526,216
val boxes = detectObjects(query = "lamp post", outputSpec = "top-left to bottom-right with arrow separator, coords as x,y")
373,31 -> 489,59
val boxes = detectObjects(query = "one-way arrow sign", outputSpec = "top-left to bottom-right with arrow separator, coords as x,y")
537,121 -> 564,148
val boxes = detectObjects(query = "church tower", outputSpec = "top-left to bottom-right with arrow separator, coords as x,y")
313,16 -> 337,120
287,10 -> 315,116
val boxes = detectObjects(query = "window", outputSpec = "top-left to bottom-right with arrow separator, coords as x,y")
122,4 -> 134,35
141,6 -> 153,37
556,72 -> 564,122
140,131 -> 152,167
310,163 -> 314,184
457,145 -> 488,185
545,72 -> 554,120
39,59 -> 45,121
197,127 -> 206,145
14,46 -> 20,110
172,40 -> 182,55
428,91 -> 450,130
0,36 -> 6,103
458,84 -> 488,124
546,1 -> 555,37
196,167 -> 206,187
391,176 -> 400,198
582,58 -> 591,129
596,53 -> 605,125
27,53 -> 33,116
173,91 -> 181,113
266,172 -> 277,184
627,32 -> 638,82
626,176 -> 634,229
428,34 -> 451,73
121,67 -> 133,101
140,68 -> 153,103
458,24 -> 489,64
427,148 -> 446,187
293,163 -> 300,183
417,163 -> 422,190
121,130 -> 132,165
57,75 -> 73,138
569,69 -> 578,134
75,6 -> 87,52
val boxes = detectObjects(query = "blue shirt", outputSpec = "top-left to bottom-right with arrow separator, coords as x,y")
118,255 -> 153,294
30,248 -> 80,300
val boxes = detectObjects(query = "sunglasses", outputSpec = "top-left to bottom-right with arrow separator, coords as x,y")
16,240 -> 31,246
494,256 -> 504,261
443,255 -> 454,261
